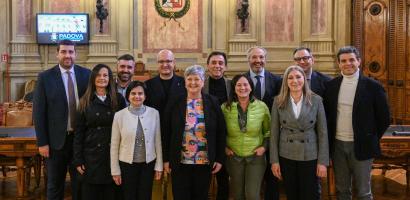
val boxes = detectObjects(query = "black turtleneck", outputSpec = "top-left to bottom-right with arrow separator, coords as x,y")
160,76 -> 174,100
209,77 -> 227,105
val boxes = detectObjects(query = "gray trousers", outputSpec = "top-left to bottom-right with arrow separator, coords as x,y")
333,140 -> 374,200
226,154 -> 266,200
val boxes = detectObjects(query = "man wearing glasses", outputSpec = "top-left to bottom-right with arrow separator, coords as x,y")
293,47 -> 331,97
145,49 -> 185,121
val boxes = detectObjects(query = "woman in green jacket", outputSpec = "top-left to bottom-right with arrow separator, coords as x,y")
221,74 -> 271,200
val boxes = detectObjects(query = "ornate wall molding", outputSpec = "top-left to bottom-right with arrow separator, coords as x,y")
302,40 -> 334,55
88,41 -> 117,56
228,40 -> 257,56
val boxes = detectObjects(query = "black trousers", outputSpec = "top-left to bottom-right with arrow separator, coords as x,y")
119,160 -> 155,200
81,182 -> 116,200
264,150 -> 280,200
279,157 -> 320,200
46,134 -> 80,200
216,165 -> 229,200
171,164 -> 212,200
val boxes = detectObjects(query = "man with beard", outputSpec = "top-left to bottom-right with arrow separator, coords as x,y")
244,46 -> 282,200
33,39 -> 91,200
204,51 -> 231,200
293,47 -> 331,97
116,54 -> 135,99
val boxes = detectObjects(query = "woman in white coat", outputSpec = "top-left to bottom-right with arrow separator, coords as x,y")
110,81 -> 163,200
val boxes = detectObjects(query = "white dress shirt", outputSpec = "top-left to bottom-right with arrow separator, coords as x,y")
249,68 -> 266,98
59,65 -> 80,130
290,95 -> 303,119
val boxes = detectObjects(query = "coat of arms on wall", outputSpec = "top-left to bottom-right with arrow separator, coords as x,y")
155,0 -> 190,30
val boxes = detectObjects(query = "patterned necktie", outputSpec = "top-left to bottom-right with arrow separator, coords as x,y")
255,75 -> 262,100
66,71 -> 76,130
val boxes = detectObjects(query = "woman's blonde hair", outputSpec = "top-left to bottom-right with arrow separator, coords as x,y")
275,65 -> 312,109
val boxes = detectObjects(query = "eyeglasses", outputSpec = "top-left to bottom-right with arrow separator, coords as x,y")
294,56 -> 311,62
158,60 -> 173,64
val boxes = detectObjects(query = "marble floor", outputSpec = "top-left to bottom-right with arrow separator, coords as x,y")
0,168 -> 408,200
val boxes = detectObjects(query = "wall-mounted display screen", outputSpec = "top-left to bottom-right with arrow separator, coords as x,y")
36,13 -> 89,45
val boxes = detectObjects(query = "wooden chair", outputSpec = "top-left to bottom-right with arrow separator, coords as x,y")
132,61 -> 151,82
0,101 -> 42,188
22,80 -> 36,102
174,67 -> 184,77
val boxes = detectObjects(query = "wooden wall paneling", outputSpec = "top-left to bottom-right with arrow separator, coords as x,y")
388,0 -> 398,123
352,0 -> 364,55
390,0 -> 407,124
362,0 -> 388,87
353,0 -> 409,124
407,3 -> 410,120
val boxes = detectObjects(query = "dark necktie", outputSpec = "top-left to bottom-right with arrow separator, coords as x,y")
255,75 -> 262,100
66,71 -> 76,130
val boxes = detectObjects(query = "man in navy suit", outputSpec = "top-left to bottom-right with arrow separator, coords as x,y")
33,40 -> 91,200
293,47 -> 331,97
244,46 -> 282,200
323,46 -> 390,200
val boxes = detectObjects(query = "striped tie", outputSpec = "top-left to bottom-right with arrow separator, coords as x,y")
255,75 -> 262,100
66,71 -> 76,130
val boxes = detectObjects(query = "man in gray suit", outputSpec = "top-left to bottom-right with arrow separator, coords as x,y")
204,51 -> 231,200
34,39 -> 91,200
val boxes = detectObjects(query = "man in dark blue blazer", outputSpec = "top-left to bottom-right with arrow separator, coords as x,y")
293,47 -> 331,97
323,46 -> 390,200
33,40 -> 91,200
244,46 -> 282,200
244,47 -> 282,111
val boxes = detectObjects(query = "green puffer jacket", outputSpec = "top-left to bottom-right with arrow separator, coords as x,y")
221,100 -> 271,157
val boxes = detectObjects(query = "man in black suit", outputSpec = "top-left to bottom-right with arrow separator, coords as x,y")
293,47 -> 331,97
244,46 -> 282,200
204,51 -> 231,200
33,40 -> 91,200
115,54 -> 135,99
323,46 -> 390,200
145,49 -> 185,114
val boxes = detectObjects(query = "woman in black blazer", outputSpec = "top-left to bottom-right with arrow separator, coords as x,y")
73,64 -> 126,200
162,65 -> 226,200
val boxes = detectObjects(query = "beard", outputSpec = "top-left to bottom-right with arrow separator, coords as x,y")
59,59 -> 73,69
118,72 -> 132,82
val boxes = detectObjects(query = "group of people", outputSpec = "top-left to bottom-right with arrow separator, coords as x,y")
33,39 -> 390,200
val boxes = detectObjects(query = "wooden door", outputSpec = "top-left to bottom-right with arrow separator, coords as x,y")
353,0 -> 410,124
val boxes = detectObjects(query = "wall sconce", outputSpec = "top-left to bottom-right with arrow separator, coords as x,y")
236,0 -> 249,32
96,0 -> 109,33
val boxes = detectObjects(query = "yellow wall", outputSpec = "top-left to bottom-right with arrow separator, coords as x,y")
0,0 -> 352,101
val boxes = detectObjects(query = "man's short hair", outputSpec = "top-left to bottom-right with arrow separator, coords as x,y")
293,47 -> 312,56
207,51 -> 227,65
117,54 -> 134,61
337,46 -> 361,62
57,39 -> 75,52
246,46 -> 267,60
